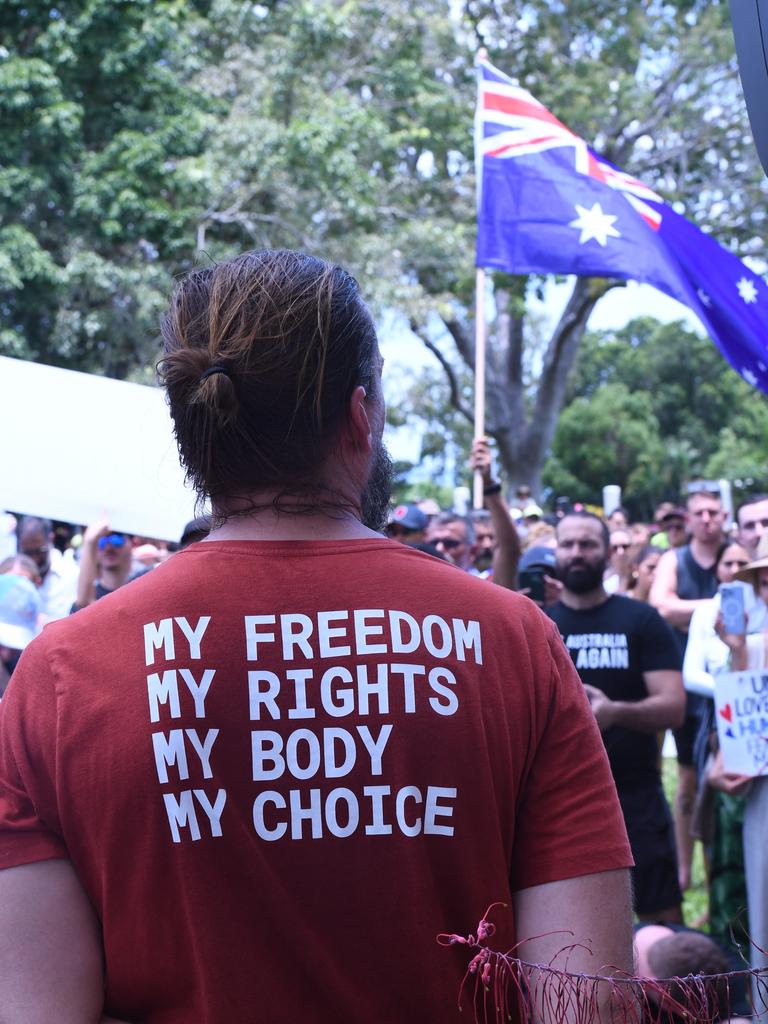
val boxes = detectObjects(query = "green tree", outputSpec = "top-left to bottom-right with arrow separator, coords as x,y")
543,382 -> 668,514
3,0 -> 764,504
545,317 -> 768,514
0,0 -> 214,376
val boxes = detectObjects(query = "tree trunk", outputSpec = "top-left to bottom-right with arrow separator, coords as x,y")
433,276 -> 625,500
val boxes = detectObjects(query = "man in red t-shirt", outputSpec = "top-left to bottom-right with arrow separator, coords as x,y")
0,250 -> 634,1024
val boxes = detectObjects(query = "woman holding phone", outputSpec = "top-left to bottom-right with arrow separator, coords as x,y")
682,540 -> 752,954
713,535 -> 768,1023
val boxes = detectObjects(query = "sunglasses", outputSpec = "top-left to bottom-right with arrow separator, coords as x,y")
436,538 -> 462,550
611,543 -> 629,551
98,533 -> 126,550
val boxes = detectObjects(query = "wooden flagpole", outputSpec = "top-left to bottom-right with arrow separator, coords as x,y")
473,266 -> 487,510
473,48 -> 489,511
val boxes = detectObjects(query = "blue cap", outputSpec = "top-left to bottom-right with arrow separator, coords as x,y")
519,545 -> 557,573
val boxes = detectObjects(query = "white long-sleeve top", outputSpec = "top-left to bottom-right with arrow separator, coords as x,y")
683,587 -> 768,697
683,597 -> 727,698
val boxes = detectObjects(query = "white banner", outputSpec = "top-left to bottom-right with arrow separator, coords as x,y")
714,669 -> 768,776
0,356 -> 198,541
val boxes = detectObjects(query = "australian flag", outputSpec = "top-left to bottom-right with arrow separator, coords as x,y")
476,59 -> 768,392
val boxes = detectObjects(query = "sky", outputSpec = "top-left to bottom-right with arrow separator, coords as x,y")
380,279 -> 704,465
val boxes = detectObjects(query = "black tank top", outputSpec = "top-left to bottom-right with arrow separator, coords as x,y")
675,545 -> 718,601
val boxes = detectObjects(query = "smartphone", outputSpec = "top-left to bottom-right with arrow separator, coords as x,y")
719,583 -> 746,635
519,567 -> 547,603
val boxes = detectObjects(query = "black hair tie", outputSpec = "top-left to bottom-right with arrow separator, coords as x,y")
200,363 -> 230,382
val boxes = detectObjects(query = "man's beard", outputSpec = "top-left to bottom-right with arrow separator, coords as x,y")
474,548 -> 494,572
558,558 -> 607,594
360,440 -> 394,532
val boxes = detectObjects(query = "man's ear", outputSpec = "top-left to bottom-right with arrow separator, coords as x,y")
347,385 -> 373,452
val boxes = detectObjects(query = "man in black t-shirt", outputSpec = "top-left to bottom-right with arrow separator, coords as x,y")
548,511 -> 686,922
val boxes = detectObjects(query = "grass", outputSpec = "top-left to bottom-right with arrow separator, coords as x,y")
661,756 -> 708,927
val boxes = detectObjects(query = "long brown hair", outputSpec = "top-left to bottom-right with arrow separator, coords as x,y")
158,250 -> 379,512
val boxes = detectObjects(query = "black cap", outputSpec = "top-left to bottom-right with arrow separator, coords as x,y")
518,545 -> 557,572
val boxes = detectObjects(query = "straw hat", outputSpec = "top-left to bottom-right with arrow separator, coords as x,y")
734,531 -> 768,585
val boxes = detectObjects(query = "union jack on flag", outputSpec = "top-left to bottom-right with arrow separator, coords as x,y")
475,58 -> 768,391
479,71 -> 663,231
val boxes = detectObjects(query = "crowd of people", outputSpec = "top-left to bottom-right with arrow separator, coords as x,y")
2,475 -> 766,1017
0,249 -> 764,1022
381,482 -> 768,1020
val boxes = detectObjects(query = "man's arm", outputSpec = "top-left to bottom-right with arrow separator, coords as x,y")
74,520 -> 110,611
583,669 -> 685,733
487,488 -> 521,590
470,437 -> 521,589
0,859 -> 129,1024
648,549 -> 708,630
513,869 -> 637,1023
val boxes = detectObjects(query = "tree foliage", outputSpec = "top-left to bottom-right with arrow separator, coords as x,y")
1,0 -> 764,505
1,0 -> 214,376
543,317 -> 768,517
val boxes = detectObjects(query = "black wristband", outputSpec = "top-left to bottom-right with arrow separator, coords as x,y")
483,482 -> 502,496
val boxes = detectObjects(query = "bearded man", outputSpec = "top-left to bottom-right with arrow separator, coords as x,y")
547,511 -> 686,925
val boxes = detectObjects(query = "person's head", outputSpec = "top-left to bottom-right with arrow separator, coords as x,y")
385,504 -> 429,545
629,545 -> 661,599
426,512 -> 476,570
734,532 -> 768,599
159,249 -> 391,531
0,554 -> 41,587
631,522 -> 651,547
97,532 -> 133,578
608,528 -> 632,574
471,510 -> 496,571
658,506 -> 688,548
179,515 -> 212,548
685,490 -> 725,545
714,540 -> 750,585
736,494 -> 768,558
523,521 -> 556,549
18,516 -> 54,577
555,512 -> 609,594
606,507 -> 629,530
643,929 -> 730,1019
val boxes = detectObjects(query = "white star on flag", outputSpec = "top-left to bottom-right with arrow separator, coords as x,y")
569,203 -> 621,246
737,278 -> 758,304
759,362 -> 767,373
743,368 -> 758,386
697,288 -> 712,308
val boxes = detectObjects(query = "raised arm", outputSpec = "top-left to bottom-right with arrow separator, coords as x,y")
74,520 -> 110,611
470,436 -> 521,589
513,869 -> 637,1023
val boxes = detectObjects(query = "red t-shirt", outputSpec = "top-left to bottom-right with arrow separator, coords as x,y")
0,540 -> 631,1023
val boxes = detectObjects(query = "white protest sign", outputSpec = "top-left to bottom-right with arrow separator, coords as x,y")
714,669 -> 768,776
0,356 -> 199,541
